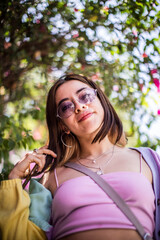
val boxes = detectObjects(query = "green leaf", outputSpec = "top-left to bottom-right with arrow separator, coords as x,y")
8,139 -> 15,151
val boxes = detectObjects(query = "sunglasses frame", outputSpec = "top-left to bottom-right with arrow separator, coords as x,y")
57,88 -> 97,119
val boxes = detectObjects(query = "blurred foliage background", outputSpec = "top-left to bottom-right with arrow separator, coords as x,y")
0,0 -> 160,179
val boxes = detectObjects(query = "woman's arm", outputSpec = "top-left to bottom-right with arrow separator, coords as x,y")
0,179 -> 47,240
0,146 -> 56,240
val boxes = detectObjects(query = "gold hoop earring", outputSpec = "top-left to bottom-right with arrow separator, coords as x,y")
61,132 -> 74,148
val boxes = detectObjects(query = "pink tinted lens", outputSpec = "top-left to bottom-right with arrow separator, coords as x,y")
78,89 -> 97,104
58,101 -> 74,118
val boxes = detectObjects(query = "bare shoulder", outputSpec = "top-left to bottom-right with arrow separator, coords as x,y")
126,147 -> 153,183
43,165 -> 71,195
107,146 -> 152,183
52,165 -> 83,185
38,165 -> 70,195
113,146 -> 140,160
46,162 -> 88,195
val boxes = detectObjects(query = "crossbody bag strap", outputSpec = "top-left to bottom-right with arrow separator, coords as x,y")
64,162 -> 152,240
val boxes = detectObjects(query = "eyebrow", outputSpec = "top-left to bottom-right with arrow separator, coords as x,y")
57,87 -> 87,107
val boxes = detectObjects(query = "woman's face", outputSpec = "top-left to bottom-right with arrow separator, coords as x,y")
55,80 -> 104,139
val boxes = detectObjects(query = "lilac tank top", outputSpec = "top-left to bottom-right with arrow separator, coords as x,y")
48,157 -> 155,240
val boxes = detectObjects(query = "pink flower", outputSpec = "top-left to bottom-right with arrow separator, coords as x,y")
153,78 -> 160,88
150,69 -> 157,75
4,42 -> 12,49
142,53 -> 148,58
139,83 -> 143,91
102,6 -> 109,14
21,131 -> 26,137
103,6 -> 109,11
3,71 -> 10,77
113,85 -> 119,92
157,109 -> 160,115
91,73 -> 100,81
132,30 -> 138,37
36,19 -> 40,24
35,106 -> 41,111
72,33 -> 79,38
33,129 -> 42,140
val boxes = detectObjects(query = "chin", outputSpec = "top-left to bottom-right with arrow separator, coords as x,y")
84,124 -> 102,135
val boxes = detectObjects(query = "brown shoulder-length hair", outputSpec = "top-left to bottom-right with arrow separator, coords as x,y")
43,73 -> 127,172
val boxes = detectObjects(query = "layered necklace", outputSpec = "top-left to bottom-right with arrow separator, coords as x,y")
78,145 -> 115,175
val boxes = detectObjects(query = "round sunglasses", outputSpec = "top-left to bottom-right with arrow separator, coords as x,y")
57,88 -> 97,119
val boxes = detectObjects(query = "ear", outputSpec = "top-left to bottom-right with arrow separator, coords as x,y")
59,121 -> 70,134
64,129 -> 70,134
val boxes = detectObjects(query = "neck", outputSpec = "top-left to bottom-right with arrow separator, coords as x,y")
78,135 -> 114,159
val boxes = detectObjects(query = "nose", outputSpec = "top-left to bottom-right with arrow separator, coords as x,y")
74,100 -> 88,113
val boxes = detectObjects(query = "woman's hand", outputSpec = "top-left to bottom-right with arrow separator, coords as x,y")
8,146 -> 57,180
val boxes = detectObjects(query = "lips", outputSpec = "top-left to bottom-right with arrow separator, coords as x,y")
78,111 -> 93,122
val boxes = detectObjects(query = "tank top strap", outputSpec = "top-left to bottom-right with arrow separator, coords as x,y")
140,153 -> 142,173
54,168 -> 59,188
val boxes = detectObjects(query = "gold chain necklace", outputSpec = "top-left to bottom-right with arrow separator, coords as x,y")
78,146 -> 115,175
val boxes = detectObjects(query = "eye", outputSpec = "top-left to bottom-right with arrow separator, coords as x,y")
80,93 -> 90,102
61,102 -> 73,112
79,89 -> 96,104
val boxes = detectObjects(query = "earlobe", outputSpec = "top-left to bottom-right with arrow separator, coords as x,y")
59,122 -> 70,134
64,128 -> 70,134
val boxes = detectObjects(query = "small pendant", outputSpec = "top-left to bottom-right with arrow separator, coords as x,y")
93,160 -> 96,164
96,170 -> 103,175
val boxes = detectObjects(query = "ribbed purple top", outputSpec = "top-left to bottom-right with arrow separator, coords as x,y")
47,171 -> 155,240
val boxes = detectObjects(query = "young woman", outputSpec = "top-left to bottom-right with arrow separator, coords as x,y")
0,74 -> 160,240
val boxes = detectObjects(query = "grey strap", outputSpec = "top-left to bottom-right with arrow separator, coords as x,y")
64,162 -> 152,240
